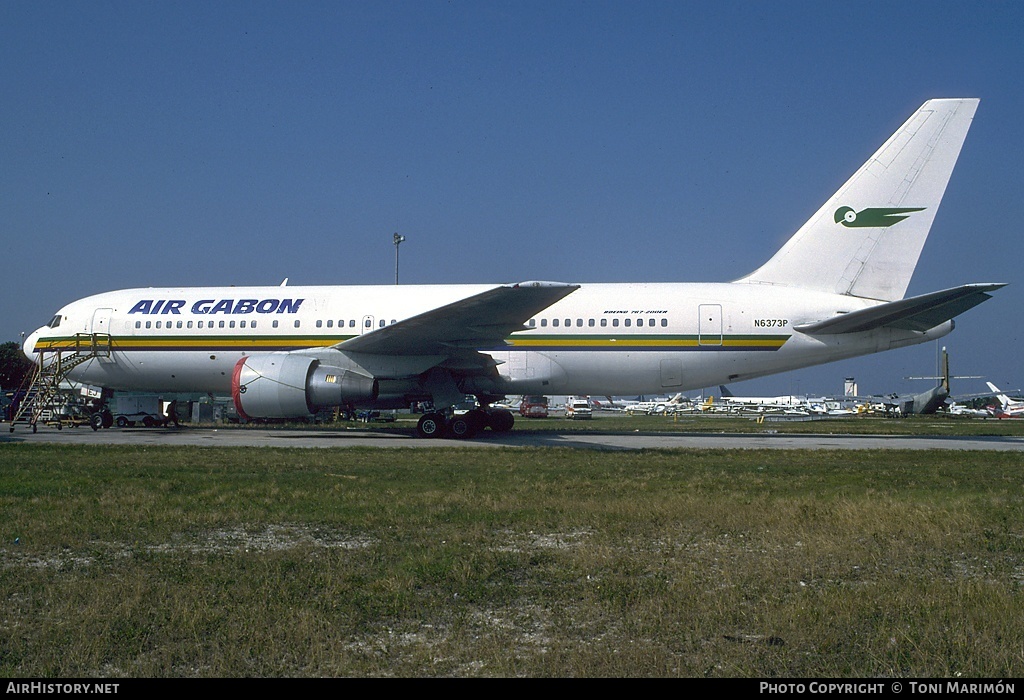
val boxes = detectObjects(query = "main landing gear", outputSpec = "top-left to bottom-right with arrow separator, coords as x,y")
415,407 -> 515,440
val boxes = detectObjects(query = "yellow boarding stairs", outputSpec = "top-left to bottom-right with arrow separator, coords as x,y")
9,333 -> 111,433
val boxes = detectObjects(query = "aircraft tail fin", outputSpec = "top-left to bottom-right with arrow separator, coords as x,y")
738,98 -> 979,301
987,382 -> 1012,407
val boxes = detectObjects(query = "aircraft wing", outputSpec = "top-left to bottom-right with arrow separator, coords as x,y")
334,281 -> 579,355
794,283 -> 1006,335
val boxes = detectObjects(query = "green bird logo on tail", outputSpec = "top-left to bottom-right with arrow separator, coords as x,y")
834,206 -> 925,228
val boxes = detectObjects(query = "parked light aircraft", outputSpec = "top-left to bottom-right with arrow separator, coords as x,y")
623,394 -> 690,415
946,401 -> 991,418
985,383 -> 1024,418
717,385 -> 807,411
21,99 -> 1004,438
589,396 -> 632,412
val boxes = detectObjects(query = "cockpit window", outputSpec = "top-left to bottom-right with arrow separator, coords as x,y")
48,314 -> 62,329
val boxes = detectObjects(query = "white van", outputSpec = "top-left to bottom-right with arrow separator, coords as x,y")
564,398 -> 593,420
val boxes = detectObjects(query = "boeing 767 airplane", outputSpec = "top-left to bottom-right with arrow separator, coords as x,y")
20,98 -> 1003,438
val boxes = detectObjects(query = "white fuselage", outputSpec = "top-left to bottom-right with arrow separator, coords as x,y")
24,281 -> 951,401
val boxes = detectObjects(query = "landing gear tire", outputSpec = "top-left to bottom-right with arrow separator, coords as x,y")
416,412 -> 445,439
90,413 -> 104,431
466,409 -> 488,434
448,414 -> 480,440
486,409 -> 515,433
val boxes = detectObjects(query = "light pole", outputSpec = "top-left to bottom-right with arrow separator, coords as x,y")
393,233 -> 406,284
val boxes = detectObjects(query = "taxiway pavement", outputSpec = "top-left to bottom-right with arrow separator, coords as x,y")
5,426 -> 1024,451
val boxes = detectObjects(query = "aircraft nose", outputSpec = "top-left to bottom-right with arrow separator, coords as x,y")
23,329 -> 41,361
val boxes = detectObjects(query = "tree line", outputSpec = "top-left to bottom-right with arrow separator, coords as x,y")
1,342 -> 35,390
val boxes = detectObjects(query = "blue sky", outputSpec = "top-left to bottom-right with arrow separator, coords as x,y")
2,1 -> 1022,398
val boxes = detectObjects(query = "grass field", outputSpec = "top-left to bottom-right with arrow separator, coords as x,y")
2,442 -> 1023,677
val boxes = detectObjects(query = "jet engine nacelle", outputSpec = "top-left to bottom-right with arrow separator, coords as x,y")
232,353 -> 377,420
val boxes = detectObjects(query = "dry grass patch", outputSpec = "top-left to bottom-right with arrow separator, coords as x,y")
1,444 -> 1022,676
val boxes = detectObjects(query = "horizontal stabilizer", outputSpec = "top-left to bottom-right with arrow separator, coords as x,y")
794,283 -> 1005,335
